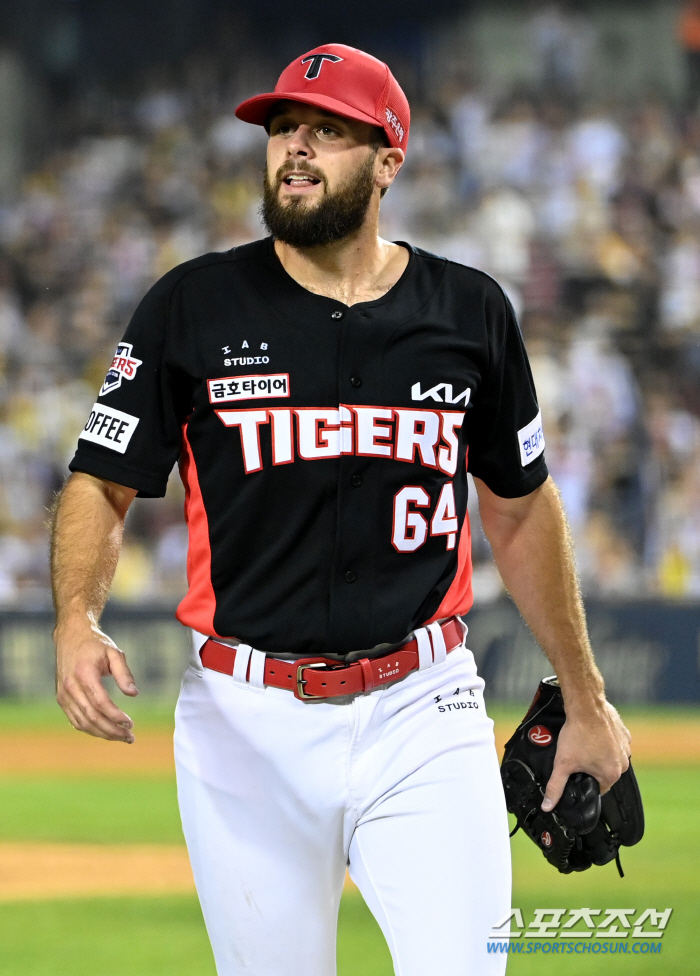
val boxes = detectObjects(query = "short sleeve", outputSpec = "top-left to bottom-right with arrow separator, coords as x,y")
467,286 -> 548,498
69,273 -> 187,497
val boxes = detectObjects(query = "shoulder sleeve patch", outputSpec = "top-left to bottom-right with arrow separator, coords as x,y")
517,410 -> 545,467
79,404 -> 140,454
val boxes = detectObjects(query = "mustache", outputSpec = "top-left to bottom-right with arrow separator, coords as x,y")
273,160 -> 327,189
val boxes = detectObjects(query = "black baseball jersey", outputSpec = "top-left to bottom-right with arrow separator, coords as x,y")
69,238 -> 547,659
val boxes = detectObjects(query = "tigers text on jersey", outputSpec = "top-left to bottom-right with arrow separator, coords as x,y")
69,238 -> 547,659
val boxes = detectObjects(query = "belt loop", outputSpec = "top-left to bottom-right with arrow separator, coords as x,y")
415,628 -> 433,670
191,630 -> 209,672
248,648 -> 266,692
427,621 -> 447,665
456,616 -> 468,642
192,630 -> 209,655
232,644 -> 253,685
359,657 -> 375,692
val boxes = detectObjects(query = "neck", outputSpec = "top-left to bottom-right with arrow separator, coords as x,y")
273,206 -> 408,306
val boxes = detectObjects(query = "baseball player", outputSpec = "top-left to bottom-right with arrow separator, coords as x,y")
51,44 -> 630,976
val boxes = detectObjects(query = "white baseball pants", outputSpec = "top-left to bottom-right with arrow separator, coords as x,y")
174,624 -> 510,976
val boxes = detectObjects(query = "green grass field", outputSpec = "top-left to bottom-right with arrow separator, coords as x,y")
0,701 -> 697,975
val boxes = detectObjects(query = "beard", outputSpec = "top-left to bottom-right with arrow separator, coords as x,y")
261,152 -> 377,248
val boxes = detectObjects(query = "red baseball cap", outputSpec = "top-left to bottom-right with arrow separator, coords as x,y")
235,43 -> 410,152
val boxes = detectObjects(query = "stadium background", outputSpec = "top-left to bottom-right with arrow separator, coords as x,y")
0,1 -> 698,973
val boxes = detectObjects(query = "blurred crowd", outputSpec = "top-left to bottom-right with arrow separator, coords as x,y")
1,12 -> 700,608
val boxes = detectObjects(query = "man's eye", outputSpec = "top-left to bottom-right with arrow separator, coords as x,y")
319,126 -> 337,137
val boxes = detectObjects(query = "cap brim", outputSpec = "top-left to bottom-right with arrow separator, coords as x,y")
235,92 -> 398,145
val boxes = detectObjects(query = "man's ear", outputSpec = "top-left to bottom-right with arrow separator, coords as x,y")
376,147 -> 405,193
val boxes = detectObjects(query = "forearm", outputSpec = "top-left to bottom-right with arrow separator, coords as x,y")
476,477 -> 604,712
476,475 -> 629,802
51,473 -> 139,741
51,472 -> 136,635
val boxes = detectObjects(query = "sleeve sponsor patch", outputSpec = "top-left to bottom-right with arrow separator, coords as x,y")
517,409 -> 545,466
208,373 -> 290,403
100,342 -> 143,396
79,404 -> 140,454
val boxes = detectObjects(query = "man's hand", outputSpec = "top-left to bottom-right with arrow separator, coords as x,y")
55,623 -> 139,743
542,702 -> 631,811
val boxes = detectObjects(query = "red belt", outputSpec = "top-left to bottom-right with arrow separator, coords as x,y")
200,618 -> 462,700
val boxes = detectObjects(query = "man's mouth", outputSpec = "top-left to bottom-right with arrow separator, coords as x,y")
282,172 -> 322,187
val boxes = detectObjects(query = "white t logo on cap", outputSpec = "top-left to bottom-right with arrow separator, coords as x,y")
301,53 -> 343,80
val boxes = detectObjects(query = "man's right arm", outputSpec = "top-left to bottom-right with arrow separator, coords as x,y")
51,472 -> 139,742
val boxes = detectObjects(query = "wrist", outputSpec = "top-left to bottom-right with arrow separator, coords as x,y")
558,672 -> 606,717
53,613 -> 101,646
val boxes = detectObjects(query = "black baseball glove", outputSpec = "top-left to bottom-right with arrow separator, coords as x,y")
500,676 -> 644,876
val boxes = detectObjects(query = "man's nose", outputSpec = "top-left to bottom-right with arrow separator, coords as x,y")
286,124 -> 314,157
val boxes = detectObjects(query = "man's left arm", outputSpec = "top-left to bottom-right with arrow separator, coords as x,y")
474,474 -> 631,812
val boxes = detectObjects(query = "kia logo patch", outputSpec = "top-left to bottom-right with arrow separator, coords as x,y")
528,725 -> 553,746
541,830 -> 552,848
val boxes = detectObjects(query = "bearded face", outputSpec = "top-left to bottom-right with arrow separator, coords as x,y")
261,150 -> 377,248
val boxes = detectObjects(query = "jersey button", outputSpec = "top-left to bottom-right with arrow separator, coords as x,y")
351,474 -> 363,487
344,570 -> 357,583
332,310 -> 344,320
350,376 -> 362,388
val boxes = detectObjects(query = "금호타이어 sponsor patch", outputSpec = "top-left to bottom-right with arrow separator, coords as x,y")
79,404 -> 139,454
208,373 -> 290,403
100,342 -> 142,396
517,409 -> 545,466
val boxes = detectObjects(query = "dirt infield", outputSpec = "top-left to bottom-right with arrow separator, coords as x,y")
0,842 -> 194,901
0,728 -> 176,776
0,716 -> 698,775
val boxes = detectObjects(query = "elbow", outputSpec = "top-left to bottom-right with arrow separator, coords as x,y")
477,478 -> 552,551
